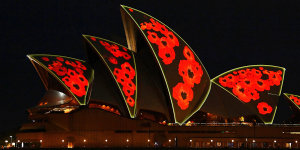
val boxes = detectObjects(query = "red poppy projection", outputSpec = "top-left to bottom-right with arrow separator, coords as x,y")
284,93 -> 300,110
83,35 -> 137,118
27,55 -> 93,105
121,6 -> 211,124
212,65 -> 285,123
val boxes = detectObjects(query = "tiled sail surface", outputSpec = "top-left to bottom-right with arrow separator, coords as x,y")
27,54 -> 94,105
83,35 -> 137,118
212,65 -> 285,123
284,93 -> 300,110
121,6 -> 211,124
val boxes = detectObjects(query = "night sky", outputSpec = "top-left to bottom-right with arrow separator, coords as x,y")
1,1 -> 300,132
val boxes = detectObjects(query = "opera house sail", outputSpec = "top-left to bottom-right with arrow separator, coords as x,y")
16,5 -> 300,149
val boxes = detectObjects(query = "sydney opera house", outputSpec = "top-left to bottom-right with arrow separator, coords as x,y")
17,5 -> 300,148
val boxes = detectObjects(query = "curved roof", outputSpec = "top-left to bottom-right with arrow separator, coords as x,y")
209,65 -> 285,124
83,35 -> 137,118
27,54 -> 94,105
283,93 -> 300,111
120,5 -> 211,125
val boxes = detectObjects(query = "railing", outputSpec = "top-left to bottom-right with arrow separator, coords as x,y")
167,122 -> 300,127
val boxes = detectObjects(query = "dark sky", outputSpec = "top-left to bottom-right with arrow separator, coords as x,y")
1,0 -> 299,132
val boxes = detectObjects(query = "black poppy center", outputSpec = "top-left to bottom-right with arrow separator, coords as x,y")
169,34 -> 173,39
188,69 -> 194,79
73,84 -> 80,90
127,90 -> 131,93
161,40 -> 167,46
257,81 -> 263,86
239,88 -> 245,93
165,53 -> 170,58
181,92 -> 187,100
152,35 -> 156,38
125,74 -> 129,78
228,76 -> 232,79
263,107 -> 268,111
121,79 -> 124,82
70,72 -> 74,75
79,77 -> 84,81
245,80 -> 250,84
222,79 -> 227,82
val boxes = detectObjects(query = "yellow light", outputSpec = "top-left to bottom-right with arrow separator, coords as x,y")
169,139 -> 171,142
253,140 -> 255,143
83,139 -> 86,142
126,139 -> 129,142
62,140 -> 64,143
105,139 -> 108,142
40,140 -> 42,143
147,139 -> 150,142
232,140 -> 234,142
274,140 -> 276,143
296,140 -> 298,143
211,140 -> 213,142
190,140 -> 192,142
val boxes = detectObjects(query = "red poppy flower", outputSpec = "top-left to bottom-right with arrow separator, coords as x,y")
76,73 -> 89,86
90,37 -> 96,41
67,69 -> 77,78
254,79 -> 270,91
62,76 -> 86,97
219,74 -> 237,88
172,82 -> 194,110
51,66 -> 67,76
121,52 -> 131,60
56,57 -> 64,62
149,18 -> 168,35
121,62 -> 135,79
42,57 -> 49,61
99,40 -> 109,47
147,31 -> 160,45
65,60 -> 77,68
290,95 -> 300,105
123,79 -> 136,91
232,83 -> 251,103
108,57 -> 118,64
165,31 -> 179,47
129,8 -> 133,12
109,47 -> 123,58
123,85 -> 135,97
116,75 -> 129,86
126,97 -> 135,107
178,60 -> 203,87
245,88 -> 259,101
113,68 -> 122,77
75,67 -> 84,74
257,102 -> 273,115
237,69 -> 247,79
140,22 -> 153,31
239,78 -> 256,90
158,47 -> 175,65
75,61 -> 87,70
183,46 -> 195,61
259,67 -> 264,70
